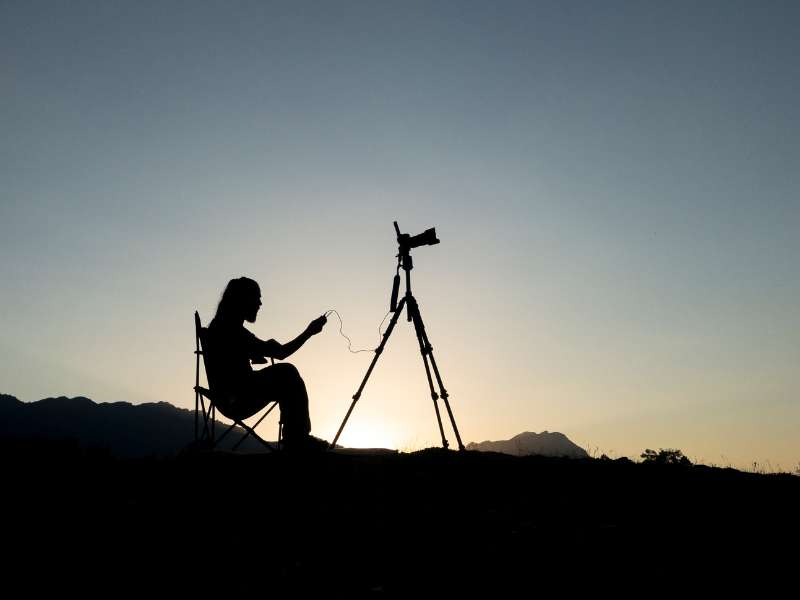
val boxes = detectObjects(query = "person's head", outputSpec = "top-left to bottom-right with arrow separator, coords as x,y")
214,277 -> 262,323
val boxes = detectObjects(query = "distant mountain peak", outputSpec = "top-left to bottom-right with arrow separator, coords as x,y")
0,394 -> 23,408
39,395 -> 95,406
467,431 -> 588,458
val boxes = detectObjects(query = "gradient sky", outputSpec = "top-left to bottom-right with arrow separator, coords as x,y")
2,1 -> 798,468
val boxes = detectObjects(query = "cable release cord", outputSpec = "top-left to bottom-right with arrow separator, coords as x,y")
324,309 -> 392,354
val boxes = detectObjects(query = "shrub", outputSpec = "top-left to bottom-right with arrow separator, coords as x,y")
640,448 -> 692,466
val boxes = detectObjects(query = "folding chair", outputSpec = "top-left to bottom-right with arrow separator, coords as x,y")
193,311 -> 282,452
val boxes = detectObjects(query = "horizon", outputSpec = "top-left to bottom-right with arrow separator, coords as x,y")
0,390 -> 791,472
1,2 -> 798,470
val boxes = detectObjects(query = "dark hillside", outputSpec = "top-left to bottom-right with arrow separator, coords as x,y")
3,439 -> 796,594
0,394 -> 267,455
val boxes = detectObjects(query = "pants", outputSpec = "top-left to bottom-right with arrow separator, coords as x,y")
231,363 -> 312,441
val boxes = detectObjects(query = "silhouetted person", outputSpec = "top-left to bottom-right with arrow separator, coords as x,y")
205,277 -> 328,451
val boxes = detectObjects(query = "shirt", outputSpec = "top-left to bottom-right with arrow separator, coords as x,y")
204,316 -> 263,397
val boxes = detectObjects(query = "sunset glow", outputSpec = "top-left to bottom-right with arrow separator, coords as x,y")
335,419 -> 401,450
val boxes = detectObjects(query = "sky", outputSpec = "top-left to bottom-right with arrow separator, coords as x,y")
1,1 -> 798,469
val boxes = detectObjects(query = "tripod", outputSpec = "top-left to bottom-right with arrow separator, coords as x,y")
330,222 -> 465,451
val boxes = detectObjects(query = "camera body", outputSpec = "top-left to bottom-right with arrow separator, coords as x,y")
394,221 -> 439,253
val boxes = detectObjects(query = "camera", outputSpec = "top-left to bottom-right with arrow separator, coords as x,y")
394,221 -> 440,252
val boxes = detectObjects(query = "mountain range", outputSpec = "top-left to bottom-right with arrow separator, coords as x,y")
0,394 -> 588,458
0,393 -> 266,456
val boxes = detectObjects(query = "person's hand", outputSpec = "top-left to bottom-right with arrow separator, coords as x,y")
307,314 -> 327,335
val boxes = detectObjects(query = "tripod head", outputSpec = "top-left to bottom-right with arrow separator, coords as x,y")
390,221 -> 440,312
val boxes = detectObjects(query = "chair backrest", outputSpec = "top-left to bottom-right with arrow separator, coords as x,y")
194,311 -> 218,395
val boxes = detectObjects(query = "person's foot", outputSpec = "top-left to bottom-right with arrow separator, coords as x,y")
305,435 -> 331,452
282,434 -> 330,453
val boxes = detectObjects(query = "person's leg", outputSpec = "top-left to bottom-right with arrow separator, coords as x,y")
247,363 -> 311,441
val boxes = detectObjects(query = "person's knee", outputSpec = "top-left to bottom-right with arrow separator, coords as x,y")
274,362 -> 302,382
275,362 -> 299,375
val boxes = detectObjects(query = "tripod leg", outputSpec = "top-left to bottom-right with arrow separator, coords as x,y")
424,343 -> 466,451
408,297 -> 466,451
330,298 -> 407,449
407,297 -> 450,449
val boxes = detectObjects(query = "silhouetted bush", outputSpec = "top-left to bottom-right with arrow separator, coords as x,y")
640,448 -> 692,466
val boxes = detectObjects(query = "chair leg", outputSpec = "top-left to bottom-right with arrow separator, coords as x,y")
194,393 -> 280,452
231,420 -> 276,452
196,395 -> 215,447
211,405 -> 216,445
251,401 -> 278,430
215,421 -> 239,447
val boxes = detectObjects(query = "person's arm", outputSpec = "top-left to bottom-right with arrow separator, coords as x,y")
253,338 -> 283,361
272,330 -> 312,360
254,315 -> 327,361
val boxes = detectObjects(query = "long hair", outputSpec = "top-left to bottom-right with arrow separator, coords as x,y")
213,277 -> 260,321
